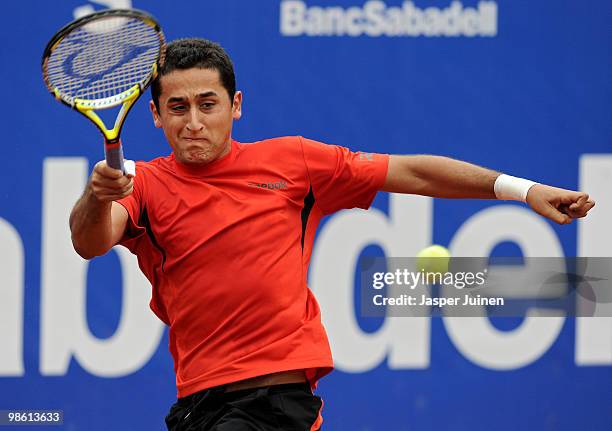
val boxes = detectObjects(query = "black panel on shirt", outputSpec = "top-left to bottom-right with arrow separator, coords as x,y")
300,186 -> 315,252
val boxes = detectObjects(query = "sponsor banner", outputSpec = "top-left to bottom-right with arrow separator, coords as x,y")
281,0 -> 498,37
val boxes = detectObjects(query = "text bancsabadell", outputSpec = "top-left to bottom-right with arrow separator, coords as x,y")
281,1 -> 498,38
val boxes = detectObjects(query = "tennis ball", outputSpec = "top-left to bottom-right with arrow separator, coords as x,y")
416,245 -> 451,275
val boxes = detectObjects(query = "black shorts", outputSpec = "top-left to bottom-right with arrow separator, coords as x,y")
165,382 -> 323,431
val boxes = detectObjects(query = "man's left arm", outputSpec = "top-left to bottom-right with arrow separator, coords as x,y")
381,155 -> 595,225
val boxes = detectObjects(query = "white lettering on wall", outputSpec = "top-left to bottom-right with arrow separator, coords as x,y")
576,155 -> 612,365
0,218 -> 24,376
40,158 -> 164,377
280,0 -> 498,37
311,194 -> 432,371
445,206 -> 565,370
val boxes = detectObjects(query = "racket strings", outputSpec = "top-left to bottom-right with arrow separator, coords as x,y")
48,20 -> 157,80
45,16 -> 163,105
48,37 -> 156,99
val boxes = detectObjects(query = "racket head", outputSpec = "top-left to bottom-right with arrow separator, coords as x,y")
42,8 -> 166,111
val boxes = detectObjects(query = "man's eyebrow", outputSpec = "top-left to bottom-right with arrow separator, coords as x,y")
197,91 -> 218,98
167,96 -> 186,104
166,92 -> 219,104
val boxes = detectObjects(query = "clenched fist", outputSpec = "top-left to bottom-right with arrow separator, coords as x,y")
89,160 -> 134,202
526,184 -> 595,225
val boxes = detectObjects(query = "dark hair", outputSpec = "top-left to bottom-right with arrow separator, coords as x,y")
151,38 -> 236,110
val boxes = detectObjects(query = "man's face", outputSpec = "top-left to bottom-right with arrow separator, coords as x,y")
150,68 -> 242,165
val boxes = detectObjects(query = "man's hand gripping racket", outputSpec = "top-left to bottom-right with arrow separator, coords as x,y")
42,8 -> 165,176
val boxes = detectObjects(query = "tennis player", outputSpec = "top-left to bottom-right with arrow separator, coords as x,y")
69,39 -> 595,431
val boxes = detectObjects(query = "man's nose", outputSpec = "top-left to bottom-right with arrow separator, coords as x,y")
186,108 -> 204,131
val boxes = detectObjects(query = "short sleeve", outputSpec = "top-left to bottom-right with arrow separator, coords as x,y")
115,163 -> 147,252
299,136 -> 389,215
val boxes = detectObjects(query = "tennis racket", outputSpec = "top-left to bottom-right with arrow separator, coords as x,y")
42,8 -> 166,173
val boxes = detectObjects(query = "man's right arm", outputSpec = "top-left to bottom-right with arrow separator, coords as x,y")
69,161 -> 134,260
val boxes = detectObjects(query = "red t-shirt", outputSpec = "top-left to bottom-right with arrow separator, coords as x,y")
117,136 -> 389,397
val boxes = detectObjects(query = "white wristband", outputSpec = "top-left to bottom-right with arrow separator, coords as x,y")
124,159 -> 136,177
494,174 -> 538,202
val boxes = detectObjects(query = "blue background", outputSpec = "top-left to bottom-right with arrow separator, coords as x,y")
0,1 -> 610,430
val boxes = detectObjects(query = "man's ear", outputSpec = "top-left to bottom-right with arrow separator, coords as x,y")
150,100 -> 162,128
232,91 -> 243,120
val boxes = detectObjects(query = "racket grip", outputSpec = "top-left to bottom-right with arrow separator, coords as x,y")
105,140 -> 126,173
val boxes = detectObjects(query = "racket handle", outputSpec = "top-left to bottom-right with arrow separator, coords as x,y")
105,140 -> 126,173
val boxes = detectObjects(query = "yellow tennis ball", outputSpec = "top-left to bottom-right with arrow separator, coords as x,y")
416,245 -> 451,275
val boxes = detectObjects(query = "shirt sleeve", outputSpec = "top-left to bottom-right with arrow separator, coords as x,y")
115,163 -> 147,252
299,136 -> 389,215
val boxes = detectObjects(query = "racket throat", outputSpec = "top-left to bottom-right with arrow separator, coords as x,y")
76,85 -> 141,142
